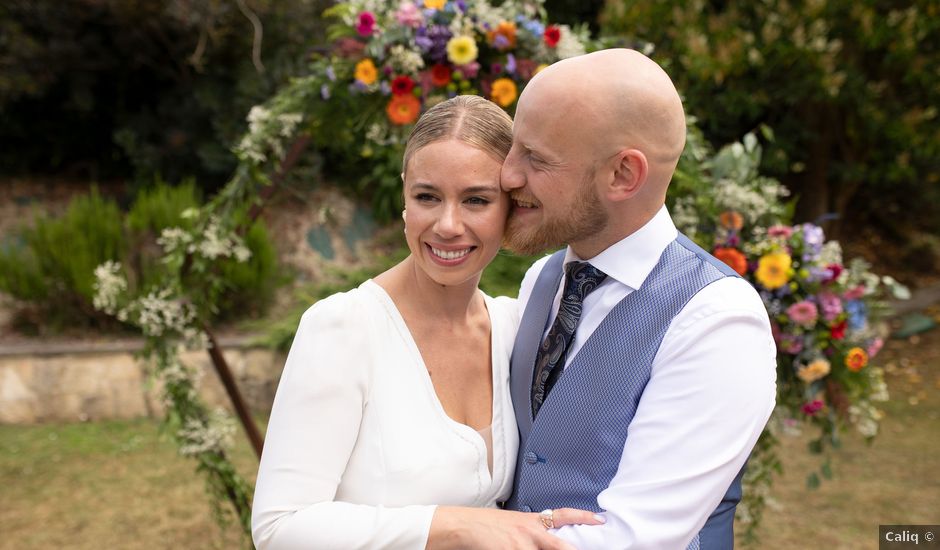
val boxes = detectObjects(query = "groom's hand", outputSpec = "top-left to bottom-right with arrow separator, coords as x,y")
427,506 -> 603,549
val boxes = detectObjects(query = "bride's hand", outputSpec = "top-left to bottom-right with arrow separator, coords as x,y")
427,506 -> 604,549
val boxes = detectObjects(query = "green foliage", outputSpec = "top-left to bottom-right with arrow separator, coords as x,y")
0,0 -> 332,186
479,251 -> 543,298
127,178 -> 202,235
601,0 -> 940,237
0,188 -> 125,328
0,182 -> 282,332
218,220 -> 282,319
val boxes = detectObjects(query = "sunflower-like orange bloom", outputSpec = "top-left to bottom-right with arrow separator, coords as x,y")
386,95 -> 421,125
719,210 -> 744,231
490,78 -> 518,107
844,347 -> 869,372
354,58 -> 377,85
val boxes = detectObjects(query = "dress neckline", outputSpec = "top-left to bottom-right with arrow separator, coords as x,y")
362,279 -> 499,480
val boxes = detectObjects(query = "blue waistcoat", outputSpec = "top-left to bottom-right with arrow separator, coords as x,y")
506,234 -> 744,550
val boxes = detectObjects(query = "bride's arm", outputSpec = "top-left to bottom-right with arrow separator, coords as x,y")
251,293 -> 436,550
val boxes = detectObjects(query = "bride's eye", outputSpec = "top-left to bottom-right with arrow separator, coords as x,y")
415,193 -> 439,202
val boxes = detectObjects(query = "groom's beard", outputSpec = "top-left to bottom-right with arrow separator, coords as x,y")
503,169 -> 609,256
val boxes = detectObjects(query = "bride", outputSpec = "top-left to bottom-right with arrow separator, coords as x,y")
251,95 -> 601,549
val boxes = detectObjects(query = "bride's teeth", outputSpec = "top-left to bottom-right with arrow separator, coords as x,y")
431,247 -> 471,260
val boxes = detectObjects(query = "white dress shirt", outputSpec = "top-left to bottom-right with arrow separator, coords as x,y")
252,280 -> 520,549
517,206 -> 777,549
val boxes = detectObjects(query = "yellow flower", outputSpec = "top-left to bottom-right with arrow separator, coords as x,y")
535,63 -> 549,75
446,35 -> 478,65
490,78 -> 518,107
423,0 -> 445,8
797,358 -> 831,383
354,58 -> 377,85
845,347 -> 869,372
755,252 -> 792,289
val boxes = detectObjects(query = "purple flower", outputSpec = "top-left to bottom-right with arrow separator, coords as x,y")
325,66 -> 336,81
801,223 -> 825,259
506,53 -> 517,74
492,34 -> 510,50
320,84 -> 331,100
417,25 -> 453,62
778,333 -> 804,354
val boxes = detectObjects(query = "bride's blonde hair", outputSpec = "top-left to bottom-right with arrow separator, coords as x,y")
402,95 -> 513,178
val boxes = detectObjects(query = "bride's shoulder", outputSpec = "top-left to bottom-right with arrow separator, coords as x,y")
298,282 -> 377,330
484,293 -> 520,329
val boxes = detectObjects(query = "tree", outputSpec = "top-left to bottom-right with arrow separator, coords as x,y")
601,0 -> 940,241
0,0 -> 331,186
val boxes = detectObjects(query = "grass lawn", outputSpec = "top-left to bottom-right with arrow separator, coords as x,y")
1,328 -> 937,549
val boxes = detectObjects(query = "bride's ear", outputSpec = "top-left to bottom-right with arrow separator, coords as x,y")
606,149 -> 648,202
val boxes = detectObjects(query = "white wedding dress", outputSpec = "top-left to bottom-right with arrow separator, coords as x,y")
252,280 -> 520,549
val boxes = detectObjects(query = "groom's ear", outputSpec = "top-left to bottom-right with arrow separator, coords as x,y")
606,149 -> 648,202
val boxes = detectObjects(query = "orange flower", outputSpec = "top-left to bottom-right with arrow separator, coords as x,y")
354,58 -> 377,85
719,210 -> 744,231
845,347 -> 869,372
713,247 -> 748,275
490,78 -> 518,107
386,95 -> 421,125
487,21 -> 517,50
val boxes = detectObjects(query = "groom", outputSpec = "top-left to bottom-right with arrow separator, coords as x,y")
499,49 -> 777,548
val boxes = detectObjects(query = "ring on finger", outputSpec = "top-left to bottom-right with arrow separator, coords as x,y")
539,508 -> 555,530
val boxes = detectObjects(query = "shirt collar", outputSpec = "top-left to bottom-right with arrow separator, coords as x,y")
563,205 -> 678,291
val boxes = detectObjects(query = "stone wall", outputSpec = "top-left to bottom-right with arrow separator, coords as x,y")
0,338 -> 284,424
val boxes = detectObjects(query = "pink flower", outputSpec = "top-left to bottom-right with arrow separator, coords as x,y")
843,285 -> 866,300
801,400 -> 825,416
456,61 -> 480,79
778,333 -> 804,354
786,300 -> 819,327
768,225 -> 794,239
356,11 -> 376,37
394,2 -> 424,28
818,292 -> 843,322
867,337 -> 884,359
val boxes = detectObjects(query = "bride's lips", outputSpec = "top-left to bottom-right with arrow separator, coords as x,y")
425,243 -> 476,266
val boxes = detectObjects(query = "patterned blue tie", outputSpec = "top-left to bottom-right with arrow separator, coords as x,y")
531,261 -> 607,417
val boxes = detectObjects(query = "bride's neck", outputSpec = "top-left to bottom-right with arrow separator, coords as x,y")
375,257 -> 484,323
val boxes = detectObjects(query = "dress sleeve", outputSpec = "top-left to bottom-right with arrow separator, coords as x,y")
251,291 -> 437,550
